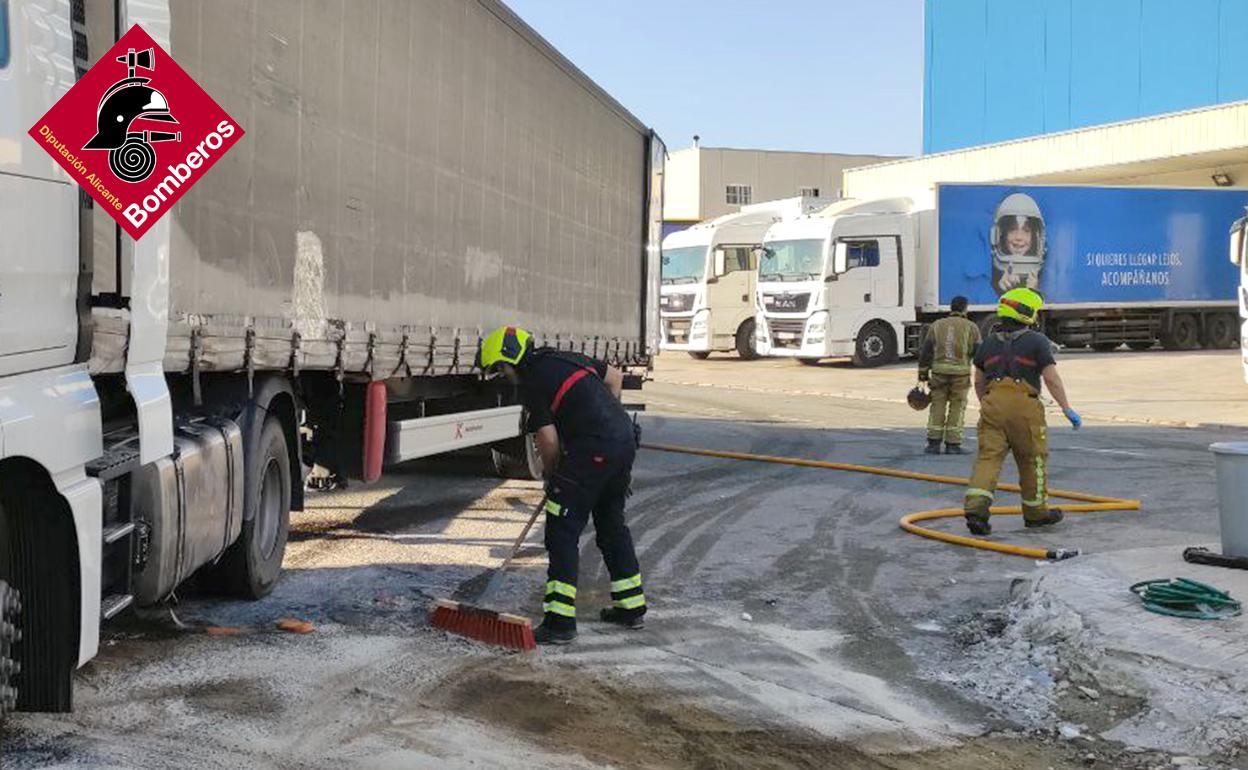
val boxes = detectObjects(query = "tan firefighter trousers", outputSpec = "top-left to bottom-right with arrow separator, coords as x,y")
964,379 -> 1049,524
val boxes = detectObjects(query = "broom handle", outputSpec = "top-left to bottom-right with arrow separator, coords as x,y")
497,496 -> 545,574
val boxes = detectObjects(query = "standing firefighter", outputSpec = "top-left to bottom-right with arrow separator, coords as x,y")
478,326 -> 646,645
964,289 -> 1082,535
918,295 -> 980,454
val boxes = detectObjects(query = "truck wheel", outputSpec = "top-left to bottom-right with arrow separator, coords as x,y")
491,434 -> 543,480
1162,313 -> 1200,351
687,351 -> 711,360
1126,341 -> 1154,351
0,482 -> 73,711
0,508 -> 19,720
853,321 -> 897,367
1204,313 -> 1238,349
735,319 -> 760,360
207,416 -> 291,599
1091,342 -> 1119,352
974,314 -> 998,340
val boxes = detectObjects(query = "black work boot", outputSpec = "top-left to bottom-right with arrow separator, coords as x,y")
965,515 -> 992,535
925,439 -> 943,454
533,619 -> 577,645
600,607 -> 646,630
1024,508 -> 1064,529
944,443 -> 966,455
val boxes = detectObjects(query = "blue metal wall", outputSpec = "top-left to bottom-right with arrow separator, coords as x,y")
924,0 -> 1248,153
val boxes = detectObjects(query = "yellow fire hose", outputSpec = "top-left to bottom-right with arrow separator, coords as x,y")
640,442 -> 1140,561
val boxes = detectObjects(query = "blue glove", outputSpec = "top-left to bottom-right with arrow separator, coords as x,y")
1063,407 -> 1082,430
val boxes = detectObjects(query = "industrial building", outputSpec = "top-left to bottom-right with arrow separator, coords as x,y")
845,1 -> 1248,198
663,145 -> 899,235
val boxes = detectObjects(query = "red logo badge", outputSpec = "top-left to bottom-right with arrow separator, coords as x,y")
27,24 -> 244,240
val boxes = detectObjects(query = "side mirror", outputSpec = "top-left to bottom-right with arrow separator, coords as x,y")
713,248 -> 727,277
833,242 -> 848,274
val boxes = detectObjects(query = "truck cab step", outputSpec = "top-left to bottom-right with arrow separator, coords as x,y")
100,593 -> 134,621
86,435 -> 142,482
102,522 -> 135,545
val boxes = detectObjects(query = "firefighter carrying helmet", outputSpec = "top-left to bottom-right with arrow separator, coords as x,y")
907,386 -> 932,411
478,326 -> 532,371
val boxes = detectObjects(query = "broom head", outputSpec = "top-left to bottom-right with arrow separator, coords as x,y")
429,599 -> 536,651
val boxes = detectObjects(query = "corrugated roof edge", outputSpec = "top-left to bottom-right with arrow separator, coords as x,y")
843,98 -> 1248,175
479,0 -> 651,137
686,147 -> 907,159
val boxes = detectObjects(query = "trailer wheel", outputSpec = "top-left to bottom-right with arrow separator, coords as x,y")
1162,313 -> 1200,351
687,351 -> 710,360
491,434 -> 543,481
1204,313 -> 1239,350
853,321 -> 897,367
207,416 -> 291,599
735,319 -> 760,360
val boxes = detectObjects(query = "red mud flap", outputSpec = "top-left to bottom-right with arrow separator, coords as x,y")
362,381 -> 387,483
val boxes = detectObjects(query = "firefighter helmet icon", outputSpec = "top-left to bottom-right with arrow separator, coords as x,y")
83,47 -> 181,183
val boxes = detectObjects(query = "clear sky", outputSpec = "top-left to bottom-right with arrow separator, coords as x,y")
504,0 -> 925,157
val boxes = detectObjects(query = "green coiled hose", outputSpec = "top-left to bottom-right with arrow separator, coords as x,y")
1130,578 -> 1242,620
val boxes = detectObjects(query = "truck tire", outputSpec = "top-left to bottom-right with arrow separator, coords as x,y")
206,416 -> 291,599
0,508 -> 19,721
974,314 -> 998,340
853,321 -> 897,367
735,319 -> 760,360
0,482 -> 73,711
1162,313 -> 1200,351
1204,313 -> 1238,350
491,434 -> 543,480
687,351 -> 710,360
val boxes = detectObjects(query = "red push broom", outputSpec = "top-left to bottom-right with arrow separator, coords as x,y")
429,497 -> 544,651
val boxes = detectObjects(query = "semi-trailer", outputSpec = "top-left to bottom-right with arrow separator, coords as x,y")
755,184 -> 1248,366
0,0 -> 662,711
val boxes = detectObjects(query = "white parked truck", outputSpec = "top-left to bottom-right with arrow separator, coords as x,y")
1232,210 -> 1248,381
0,0 -> 662,712
659,198 -> 828,359
756,184 -> 1248,367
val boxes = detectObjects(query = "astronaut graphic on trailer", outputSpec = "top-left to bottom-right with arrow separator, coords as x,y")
991,193 -> 1046,295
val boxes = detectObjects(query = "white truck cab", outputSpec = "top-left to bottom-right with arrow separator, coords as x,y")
1232,212 -> 1248,380
660,198 -> 828,359
755,197 -> 925,367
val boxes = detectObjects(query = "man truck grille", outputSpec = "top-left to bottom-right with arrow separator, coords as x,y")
666,319 -> 692,344
769,319 -> 806,348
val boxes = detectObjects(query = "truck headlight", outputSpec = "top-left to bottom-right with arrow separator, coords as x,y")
806,312 -> 828,335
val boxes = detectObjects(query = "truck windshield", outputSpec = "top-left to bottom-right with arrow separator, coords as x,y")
661,246 -> 707,285
759,239 -> 824,282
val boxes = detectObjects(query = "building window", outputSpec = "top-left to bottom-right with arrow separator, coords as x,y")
726,184 -> 752,205
799,186 -> 819,198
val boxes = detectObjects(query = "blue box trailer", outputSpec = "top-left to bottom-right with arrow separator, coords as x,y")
930,184 -> 1248,350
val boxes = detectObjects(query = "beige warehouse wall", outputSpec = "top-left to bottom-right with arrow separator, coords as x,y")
662,147 -> 903,223
698,148 -> 899,220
